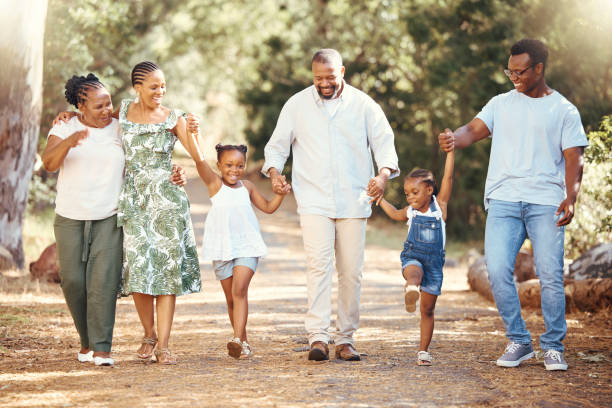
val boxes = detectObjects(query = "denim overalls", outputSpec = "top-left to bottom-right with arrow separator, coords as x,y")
400,197 -> 445,296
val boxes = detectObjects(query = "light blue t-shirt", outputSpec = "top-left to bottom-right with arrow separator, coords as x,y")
476,89 -> 588,209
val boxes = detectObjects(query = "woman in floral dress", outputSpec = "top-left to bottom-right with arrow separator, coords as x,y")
118,61 -> 204,365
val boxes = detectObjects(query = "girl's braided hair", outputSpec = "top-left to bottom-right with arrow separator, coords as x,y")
131,61 -> 160,86
215,144 -> 248,161
64,73 -> 104,108
407,169 -> 439,196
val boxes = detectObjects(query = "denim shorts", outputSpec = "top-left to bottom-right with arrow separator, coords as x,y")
401,253 -> 444,296
212,257 -> 258,281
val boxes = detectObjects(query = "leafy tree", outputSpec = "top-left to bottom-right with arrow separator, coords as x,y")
565,115 -> 612,259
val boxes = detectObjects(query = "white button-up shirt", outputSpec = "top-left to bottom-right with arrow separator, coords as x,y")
263,83 -> 399,218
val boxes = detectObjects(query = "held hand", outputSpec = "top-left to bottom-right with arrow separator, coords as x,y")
186,113 -> 200,135
53,111 -> 78,126
170,164 -> 187,187
270,170 -> 289,194
367,175 -> 387,205
438,128 -> 455,152
556,198 -> 575,226
67,129 -> 89,148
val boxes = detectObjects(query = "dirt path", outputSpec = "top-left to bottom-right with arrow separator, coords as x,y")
1,170 -> 611,407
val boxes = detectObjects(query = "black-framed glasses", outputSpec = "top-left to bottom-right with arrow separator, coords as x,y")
504,64 -> 536,78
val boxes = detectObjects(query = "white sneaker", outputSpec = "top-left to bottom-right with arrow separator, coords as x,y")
93,356 -> 114,366
240,341 -> 253,359
77,350 -> 94,362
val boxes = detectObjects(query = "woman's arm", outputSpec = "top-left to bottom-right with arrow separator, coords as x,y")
41,130 -> 89,172
243,180 -> 288,214
173,115 -> 222,196
436,150 -> 454,221
379,198 -> 409,222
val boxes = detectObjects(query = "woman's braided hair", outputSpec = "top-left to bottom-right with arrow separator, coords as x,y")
64,73 -> 104,108
407,168 -> 439,196
131,61 -> 160,86
215,144 -> 248,161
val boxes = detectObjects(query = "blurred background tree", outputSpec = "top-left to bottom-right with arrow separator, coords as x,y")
36,0 -> 612,257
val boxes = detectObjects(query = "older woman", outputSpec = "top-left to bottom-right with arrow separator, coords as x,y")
43,73 -> 185,366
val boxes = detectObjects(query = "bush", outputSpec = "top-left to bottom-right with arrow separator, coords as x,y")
566,115 -> 612,259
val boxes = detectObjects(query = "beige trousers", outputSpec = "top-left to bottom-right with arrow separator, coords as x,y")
299,214 -> 367,346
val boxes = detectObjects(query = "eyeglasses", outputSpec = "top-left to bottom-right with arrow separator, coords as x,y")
504,64 -> 536,79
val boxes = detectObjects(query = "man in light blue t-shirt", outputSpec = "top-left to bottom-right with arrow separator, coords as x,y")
439,39 -> 588,371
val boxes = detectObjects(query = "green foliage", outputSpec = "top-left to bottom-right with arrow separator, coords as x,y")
39,0 -> 612,248
565,115 -> 612,259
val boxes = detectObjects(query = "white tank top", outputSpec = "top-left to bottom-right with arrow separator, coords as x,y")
201,182 -> 267,261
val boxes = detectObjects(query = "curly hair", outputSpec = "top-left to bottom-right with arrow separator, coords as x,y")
406,168 -> 438,196
64,73 -> 104,108
511,39 -> 549,73
215,143 -> 248,161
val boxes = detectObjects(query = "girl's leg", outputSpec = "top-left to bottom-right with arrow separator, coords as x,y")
402,265 -> 423,285
220,277 -> 235,330
419,292 -> 438,351
155,294 -> 176,350
132,293 -> 156,355
403,265 -> 423,312
231,266 -> 255,342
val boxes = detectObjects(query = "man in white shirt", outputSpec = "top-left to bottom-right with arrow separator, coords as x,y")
263,48 -> 399,361
438,39 -> 588,371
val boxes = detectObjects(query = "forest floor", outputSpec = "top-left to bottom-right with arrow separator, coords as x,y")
1,164 -> 611,408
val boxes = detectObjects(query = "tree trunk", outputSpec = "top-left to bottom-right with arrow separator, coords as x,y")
0,1 -> 48,268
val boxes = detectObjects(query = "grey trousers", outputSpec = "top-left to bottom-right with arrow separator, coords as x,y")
54,214 -> 122,352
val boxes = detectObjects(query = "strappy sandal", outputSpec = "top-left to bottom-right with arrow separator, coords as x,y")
154,348 -> 177,365
137,336 -> 158,359
417,350 -> 432,366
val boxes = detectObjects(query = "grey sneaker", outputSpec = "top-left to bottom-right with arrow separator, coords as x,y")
543,350 -> 568,371
496,342 -> 534,367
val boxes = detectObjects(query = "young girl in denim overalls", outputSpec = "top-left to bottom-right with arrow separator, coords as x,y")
379,148 -> 454,366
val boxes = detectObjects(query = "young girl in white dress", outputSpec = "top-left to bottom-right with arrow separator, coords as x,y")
196,143 -> 291,359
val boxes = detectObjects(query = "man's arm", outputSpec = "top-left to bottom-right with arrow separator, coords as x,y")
556,147 -> 585,226
438,118 -> 491,152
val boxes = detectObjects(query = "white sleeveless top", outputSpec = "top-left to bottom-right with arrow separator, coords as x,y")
406,195 -> 446,247
201,182 -> 268,261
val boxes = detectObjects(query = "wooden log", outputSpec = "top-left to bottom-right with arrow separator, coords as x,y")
467,257 -> 494,302
29,242 -> 60,283
518,278 -> 612,313
514,248 -> 536,283
567,243 -> 612,280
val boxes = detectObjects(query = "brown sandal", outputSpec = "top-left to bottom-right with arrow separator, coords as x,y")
137,336 -> 158,359
154,348 -> 177,365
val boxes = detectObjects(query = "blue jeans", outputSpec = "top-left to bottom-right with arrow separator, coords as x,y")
485,199 -> 566,352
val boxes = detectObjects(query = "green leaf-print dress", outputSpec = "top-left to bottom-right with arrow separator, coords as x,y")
117,99 -> 201,296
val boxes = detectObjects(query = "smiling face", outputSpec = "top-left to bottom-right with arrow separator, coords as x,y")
78,87 -> 113,128
404,177 -> 434,213
312,60 -> 345,99
217,149 -> 246,186
507,53 -> 543,94
135,69 -> 166,107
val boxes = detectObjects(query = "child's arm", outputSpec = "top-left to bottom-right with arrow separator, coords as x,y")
379,198 -> 409,222
243,180 -> 289,214
174,115 -> 222,196
436,150 -> 454,221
